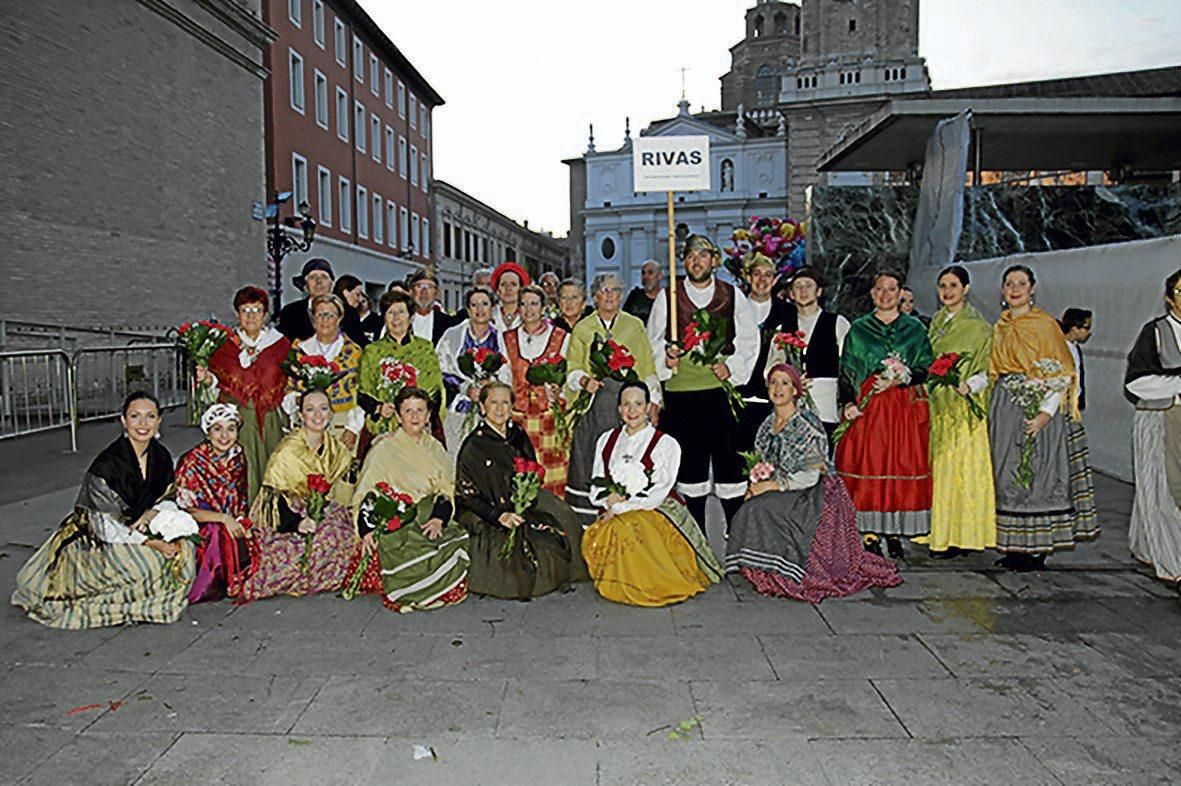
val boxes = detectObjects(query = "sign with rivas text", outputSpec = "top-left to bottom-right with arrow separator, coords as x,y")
632,135 -> 711,192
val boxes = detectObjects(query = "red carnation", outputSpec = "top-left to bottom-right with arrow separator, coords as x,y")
303,355 -> 329,367
929,353 -> 959,378
474,347 -> 492,364
375,481 -> 394,496
775,330 -> 808,351
385,517 -> 402,532
307,474 -> 331,495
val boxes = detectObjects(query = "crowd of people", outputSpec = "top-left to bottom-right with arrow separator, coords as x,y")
11,242 -> 1181,629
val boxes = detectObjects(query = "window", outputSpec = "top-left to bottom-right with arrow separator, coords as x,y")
369,53 -> 378,95
420,152 -> 429,191
354,101 -> 365,152
409,144 -> 418,185
384,126 -> 395,170
288,0 -> 301,27
312,0 -> 325,46
352,36 -> 363,82
398,136 -> 408,178
397,81 -> 406,118
316,166 -> 332,227
411,212 -> 420,254
383,68 -> 393,107
371,115 -> 381,161
409,94 -> 417,128
335,86 -> 349,141
422,109 -> 430,139
422,219 -> 430,258
419,106 -> 428,136
313,70 -> 328,128
288,49 -> 305,114
291,153 -> 308,207
338,177 -> 352,232
601,237 -> 616,260
399,207 -> 409,250
334,18 -> 346,66
387,201 -> 397,248
372,192 -> 384,243
356,185 -> 369,238
755,64 -> 776,104
848,18 -> 857,32
442,221 -> 452,257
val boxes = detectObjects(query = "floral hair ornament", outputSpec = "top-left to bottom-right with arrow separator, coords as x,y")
200,403 -> 242,434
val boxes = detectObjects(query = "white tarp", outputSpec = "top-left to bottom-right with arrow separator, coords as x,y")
911,234 -> 1181,481
908,111 -> 970,272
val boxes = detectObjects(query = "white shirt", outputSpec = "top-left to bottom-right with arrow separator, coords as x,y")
436,321 -> 513,413
590,425 -> 680,515
509,323 -> 571,362
412,310 -> 435,342
491,305 -> 522,335
646,278 -> 759,386
764,308 -> 850,424
1126,314 -> 1181,403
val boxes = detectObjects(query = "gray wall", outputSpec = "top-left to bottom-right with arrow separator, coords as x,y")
0,0 -> 272,330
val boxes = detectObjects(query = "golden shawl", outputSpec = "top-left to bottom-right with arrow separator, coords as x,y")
250,428 -> 354,529
989,306 -> 1079,420
352,428 -> 453,526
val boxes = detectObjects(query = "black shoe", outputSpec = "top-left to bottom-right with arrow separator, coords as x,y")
930,547 -> 964,560
864,538 -> 883,557
886,537 -> 905,559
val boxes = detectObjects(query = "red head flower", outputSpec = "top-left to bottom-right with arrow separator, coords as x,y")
682,322 -> 710,352
512,456 -> 531,474
385,516 -> 402,532
394,492 -> 414,506
307,474 -> 331,495
606,342 -> 636,372
473,347 -> 492,364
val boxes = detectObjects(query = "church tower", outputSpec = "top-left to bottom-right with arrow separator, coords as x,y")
721,0 -> 801,111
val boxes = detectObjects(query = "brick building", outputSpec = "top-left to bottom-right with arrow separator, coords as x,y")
264,0 -> 443,307
1,0 -> 273,329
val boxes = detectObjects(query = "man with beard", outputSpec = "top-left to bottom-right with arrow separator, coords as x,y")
734,253 -> 797,451
623,260 -> 663,326
408,269 -> 460,345
647,235 -> 758,536
277,259 -> 335,340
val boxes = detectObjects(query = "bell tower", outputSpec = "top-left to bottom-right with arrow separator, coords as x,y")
720,0 -> 801,111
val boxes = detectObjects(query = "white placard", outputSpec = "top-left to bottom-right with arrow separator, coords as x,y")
632,135 -> 711,192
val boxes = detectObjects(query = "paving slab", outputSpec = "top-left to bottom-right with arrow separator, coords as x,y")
1078,631 -> 1181,678
512,590 -> 678,637
928,597 -> 1146,635
759,633 -> 951,680
361,593 -> 529,636
0,663 -> 149,730
496,680 -> 696,741
598,634 -> 775,682
220,593 -> 379,633
368,736 -> 600,786
81,621 -> 207,674
1093,597 -> 1181,638
417,632 -> 597,681
0,619 -> 122,667
24,730 -> 179,786
671,591 -> 832,636
1020,735 -> 1181,784
291,675 -> 505,738
690,680 -> 907,741
811,737 -> 1058,785
834,569 -> 1011,601
992,569 -> 1168,600
1054,676 -> 1181,736
0,725 -> 77,783
232,630 -> 438,679
815,599 -> 991,635
872,676 -> 1117,738
917,632 -> 1133,679
599,739 -> 830,786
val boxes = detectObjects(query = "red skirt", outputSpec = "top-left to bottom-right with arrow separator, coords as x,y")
836,381 -> 931,514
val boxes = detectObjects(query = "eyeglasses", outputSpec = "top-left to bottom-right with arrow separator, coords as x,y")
598,287 -> 623,295
239,305 -> 266,315
313,311 -> 341,320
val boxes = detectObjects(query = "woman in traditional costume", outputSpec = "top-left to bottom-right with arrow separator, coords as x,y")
920,265 -> 996,557
989,264 -> 1090,571
582,382 -> 721,606
1125,268 -> 1181,585
455,382 -> 587,599
504,284 -> 571,495
565,272 -> 662,522
436,286 -> 512,458
198,286 -> 291,502
281,293 -> 364,454
12,392 -> 196,628
175,403 -> 252,603
237,389 -> 357,600
347,387 -> 470,611
727,366 -> 902,601
835,271 -> 934,558
358,289 -> 445,444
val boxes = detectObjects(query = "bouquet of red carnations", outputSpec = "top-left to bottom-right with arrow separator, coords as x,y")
457,347 -> 507,432
926,352 -> 987,421
299,473 -> 332,573
498,457 -> 545,563
282,349 -> 348,392
375,358 -> 418,429
177,320 -> 231,366
771,330 -> 817,412
567,335 -> 640,434
342,482 -> 418,600
679,308 -> 745,420
526,352 -> 572,447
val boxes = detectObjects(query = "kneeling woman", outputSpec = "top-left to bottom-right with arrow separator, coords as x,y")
726,366 -> 903,602
348,386 -> 470,612
175,403 -> 253,603
455,381 -> 588,599
582,382 -> 722,606
237,389 -> 356,601
12,392 -> 196,628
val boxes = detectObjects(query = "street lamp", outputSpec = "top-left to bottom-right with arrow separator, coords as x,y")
266,191 -> 317,318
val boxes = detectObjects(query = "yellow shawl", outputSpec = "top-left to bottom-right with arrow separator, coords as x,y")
989,305 -> 1079,420
352,428 -> 453,526
251,428 -> 353,529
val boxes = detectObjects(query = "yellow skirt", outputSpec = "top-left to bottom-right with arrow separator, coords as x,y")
582,509 -> 711,607
919,389 -> 997,551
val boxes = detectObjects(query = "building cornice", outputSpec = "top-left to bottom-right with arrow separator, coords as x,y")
134,0 -> 273,79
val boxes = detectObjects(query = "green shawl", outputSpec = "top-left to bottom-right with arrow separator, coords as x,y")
929,302 -> 993,414
840,312 -> 934,403
359,335 -> 446,434
567,311 -> 657,382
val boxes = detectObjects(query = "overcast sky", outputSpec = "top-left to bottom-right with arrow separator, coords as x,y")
359,0 -> 1180,236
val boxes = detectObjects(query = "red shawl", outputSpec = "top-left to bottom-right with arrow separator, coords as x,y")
207,334 -> 291,429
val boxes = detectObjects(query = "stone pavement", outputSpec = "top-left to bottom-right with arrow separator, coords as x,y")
1,419 -> 1179,784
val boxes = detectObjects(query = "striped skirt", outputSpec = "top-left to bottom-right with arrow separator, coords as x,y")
12,519 -> 194,629
1129,408 -> 1181,582
1066,420 -> 1099,541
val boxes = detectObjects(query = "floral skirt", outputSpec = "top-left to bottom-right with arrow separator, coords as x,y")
237,502 -> 356,602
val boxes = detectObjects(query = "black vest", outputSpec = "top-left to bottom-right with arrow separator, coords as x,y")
740,298 -> 797,399
783,309 -> 841,379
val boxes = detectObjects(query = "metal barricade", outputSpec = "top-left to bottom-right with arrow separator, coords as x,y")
0,349 -> 75,448
71,343 -> 187,426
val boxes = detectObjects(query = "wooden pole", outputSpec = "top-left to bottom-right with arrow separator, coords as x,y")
667,190 -> 677,341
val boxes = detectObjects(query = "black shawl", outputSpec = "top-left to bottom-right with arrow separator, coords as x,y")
455,420 -> 536,524
1125,315 -> 1181,404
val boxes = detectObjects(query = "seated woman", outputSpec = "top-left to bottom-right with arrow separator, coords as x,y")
582,382 -> 722,606
455,382 -> 588,599
175,404 -> 253,604
237,388 -> 357,601
12,392 -> 196,628
347,386 -> 470,612
726,365 -> 903,602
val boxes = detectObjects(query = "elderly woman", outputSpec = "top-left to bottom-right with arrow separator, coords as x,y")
237,389 -> 357,601
565,272 -> 662,522
358,289 -> 445,441
455,382 -> 588,599
346,387 -> 470,612
199,285 -> 291,502
437,286 -> 512,457
281,292 -> 364,453
582,382 -> 721,606
727,366 -> 902,602
503,283 -> 571,495
176,404 -> 253,603
552,278 -> 590,334
12,392 -> 197,628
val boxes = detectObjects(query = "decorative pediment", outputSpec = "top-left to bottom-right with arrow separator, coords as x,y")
644,115 -> 741,144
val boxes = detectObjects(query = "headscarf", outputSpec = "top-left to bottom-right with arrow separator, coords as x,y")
765,363 -> 805,397
200,403 -> 241,434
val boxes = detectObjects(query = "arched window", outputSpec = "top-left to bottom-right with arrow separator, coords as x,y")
600,237 -> 615,260
773,12 -> 787,34
755,65 -> 777,104
753,15 -> 763,37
